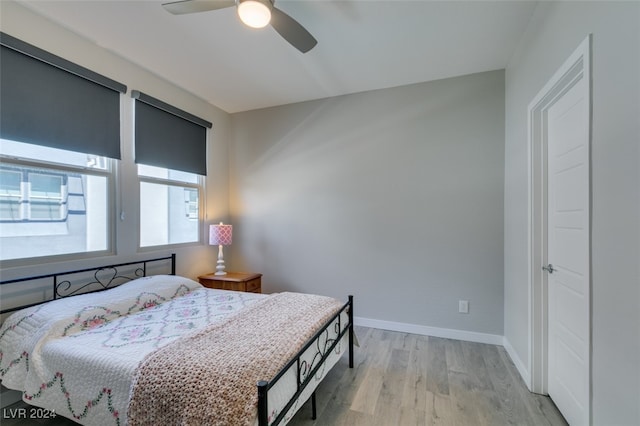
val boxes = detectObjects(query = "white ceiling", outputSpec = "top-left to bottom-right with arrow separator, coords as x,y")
20,0 -> 538,113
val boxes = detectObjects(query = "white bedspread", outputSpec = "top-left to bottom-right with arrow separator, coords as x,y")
0,276 -> 265,425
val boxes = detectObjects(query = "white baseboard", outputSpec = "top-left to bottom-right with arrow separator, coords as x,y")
502,336 -> 531,389
354,316 -> 504,345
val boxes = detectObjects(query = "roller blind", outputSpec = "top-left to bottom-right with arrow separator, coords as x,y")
132,91 -> 211,176
0,32 -> 126,159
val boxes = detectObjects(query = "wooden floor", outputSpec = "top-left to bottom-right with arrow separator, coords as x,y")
3,326 -> 567,426
289,326 -> 566,426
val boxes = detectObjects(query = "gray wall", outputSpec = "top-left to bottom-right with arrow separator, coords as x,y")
229,70 -> 505,336
503,2 -> 640,424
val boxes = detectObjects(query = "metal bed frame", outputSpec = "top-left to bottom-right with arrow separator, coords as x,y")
0,254 -> 177,315
0,254 -> 354,426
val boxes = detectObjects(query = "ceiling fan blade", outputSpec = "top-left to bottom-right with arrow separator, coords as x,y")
270,7 -> 317,53
162,0 -> 235,15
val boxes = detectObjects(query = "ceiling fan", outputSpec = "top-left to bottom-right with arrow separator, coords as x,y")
162,0 -> 317,53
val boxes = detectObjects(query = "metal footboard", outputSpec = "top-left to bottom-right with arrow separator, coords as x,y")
257,295 -> 354,426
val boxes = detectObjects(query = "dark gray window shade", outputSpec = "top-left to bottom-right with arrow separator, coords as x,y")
0,32 -> 126,159
133,91 -> 211,176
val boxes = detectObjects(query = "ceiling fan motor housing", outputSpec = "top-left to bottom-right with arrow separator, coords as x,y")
237,0 -> 273,29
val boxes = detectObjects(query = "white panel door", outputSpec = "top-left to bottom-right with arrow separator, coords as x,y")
546,76 -> 590,426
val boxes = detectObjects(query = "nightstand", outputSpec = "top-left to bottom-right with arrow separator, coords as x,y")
198,272 -> 262,293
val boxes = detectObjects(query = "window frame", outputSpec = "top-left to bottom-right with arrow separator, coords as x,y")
0,153 -> 116,268
137,170 -> 204,251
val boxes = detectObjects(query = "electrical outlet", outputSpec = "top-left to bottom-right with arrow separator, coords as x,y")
458,300 -> 469,314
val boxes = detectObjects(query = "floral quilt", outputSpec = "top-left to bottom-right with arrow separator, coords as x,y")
0,275 -> 265,425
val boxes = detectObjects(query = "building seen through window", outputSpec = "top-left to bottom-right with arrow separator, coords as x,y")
0,139 -> 110,262
138,164 -> 201,248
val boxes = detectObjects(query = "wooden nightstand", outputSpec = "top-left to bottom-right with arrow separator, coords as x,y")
198,272 -> 262,293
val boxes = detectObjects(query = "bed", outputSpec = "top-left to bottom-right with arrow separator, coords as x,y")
0,255 -> 354,425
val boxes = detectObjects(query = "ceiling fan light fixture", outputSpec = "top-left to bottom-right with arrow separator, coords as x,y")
237,0 -> 272,29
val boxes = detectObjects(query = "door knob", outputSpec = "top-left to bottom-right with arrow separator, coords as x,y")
542,264 -> 555,274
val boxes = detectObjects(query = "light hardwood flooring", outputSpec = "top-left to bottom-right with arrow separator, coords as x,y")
288,326 -> 567,425
2,326 -> 567,426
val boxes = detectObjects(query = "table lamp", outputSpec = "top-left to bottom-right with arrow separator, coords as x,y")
209,222 -> 233,275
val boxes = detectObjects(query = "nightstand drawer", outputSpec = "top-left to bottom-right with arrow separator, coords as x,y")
246,278 -> 261,293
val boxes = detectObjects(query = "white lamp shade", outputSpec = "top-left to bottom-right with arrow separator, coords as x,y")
237,0 -> 271,29
209,224 -> 232,246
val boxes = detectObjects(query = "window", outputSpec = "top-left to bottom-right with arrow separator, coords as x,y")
184,188 -> 198,220
0,33 -> 125,264
28,173 -> 64,220
0,169 -> 21,220
138,165 -> 201,247
1,169 -> 66,221
0,139 -> 112,261
132,91 -> 211,249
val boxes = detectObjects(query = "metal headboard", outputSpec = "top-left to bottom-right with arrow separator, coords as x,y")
0,254 -> 176,315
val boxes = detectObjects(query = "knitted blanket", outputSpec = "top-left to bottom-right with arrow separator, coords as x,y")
127,292 -> 343,426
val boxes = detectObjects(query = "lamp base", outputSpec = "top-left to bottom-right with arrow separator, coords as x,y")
215,245 -> 227,275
